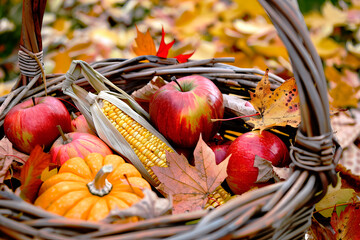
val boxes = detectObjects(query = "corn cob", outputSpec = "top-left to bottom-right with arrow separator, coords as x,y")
101,100 -> 173,185
204,185 -> 232,209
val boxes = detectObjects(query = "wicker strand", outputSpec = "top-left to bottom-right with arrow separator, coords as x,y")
18,48 -> 44,78
18,46 -> 48,96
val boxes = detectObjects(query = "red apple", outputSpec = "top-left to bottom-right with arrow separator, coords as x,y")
71,112 -> 95,135
226,130 -> 289,195
207,134 -> 232,165
4,96 -> 72,154
50,130 -> 112,165
149,75 -> 224,148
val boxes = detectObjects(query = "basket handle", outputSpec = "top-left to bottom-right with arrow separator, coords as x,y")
16,0 -> 47,88
259,0 -> 340,191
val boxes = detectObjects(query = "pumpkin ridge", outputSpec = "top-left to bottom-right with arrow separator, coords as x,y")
38,172 -> 87,196
59,157 -> 92,180
88,198 -> 109,221
64,196 -> 99,220
34,181 -> 87,210
47,190 -> 90,216
84,153 -> 104,178
104,195 -> 129,210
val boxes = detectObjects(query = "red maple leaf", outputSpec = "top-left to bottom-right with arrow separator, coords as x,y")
156,27 -> 175,58
133,26 -> 194,63
175,52 -> 195,63
20,145 -> 51,203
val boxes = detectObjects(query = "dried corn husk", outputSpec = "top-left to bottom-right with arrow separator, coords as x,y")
62,60 -> 176,187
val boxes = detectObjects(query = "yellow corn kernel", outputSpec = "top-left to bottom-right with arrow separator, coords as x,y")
101,100 -> 173,184
204,185 -> 231,209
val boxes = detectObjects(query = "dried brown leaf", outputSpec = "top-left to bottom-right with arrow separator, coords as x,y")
338,143 -> 360,179
253,155 -> 290,183
152,135 -> 229,214
0,137 -> 29,184
103,188 -> 172,223
131,76 -> 168,112
307,219 -> 336,240
331,111 -> 360,149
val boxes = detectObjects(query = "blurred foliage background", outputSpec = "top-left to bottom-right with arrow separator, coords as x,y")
0,0 -> 359,109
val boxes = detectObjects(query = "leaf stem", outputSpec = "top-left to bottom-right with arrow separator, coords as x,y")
313,200 -> 360,214
211,113 -> 260,122
123,174 -> 136,194
32,97 -> 36,106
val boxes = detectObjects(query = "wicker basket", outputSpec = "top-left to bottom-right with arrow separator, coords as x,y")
0,0 -> 341,239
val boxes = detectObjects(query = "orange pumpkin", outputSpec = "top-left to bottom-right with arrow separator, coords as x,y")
34,153 -> 151,222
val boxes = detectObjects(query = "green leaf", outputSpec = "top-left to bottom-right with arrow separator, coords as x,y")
315,173 -> 355,218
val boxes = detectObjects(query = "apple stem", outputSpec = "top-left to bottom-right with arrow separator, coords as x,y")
171,76 -> 184,92
32,97 -> 36,106
56,125 -> 69,144
211,113 -> 260,122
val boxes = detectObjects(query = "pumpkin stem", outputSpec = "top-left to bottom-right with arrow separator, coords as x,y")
87,165 -> 113,197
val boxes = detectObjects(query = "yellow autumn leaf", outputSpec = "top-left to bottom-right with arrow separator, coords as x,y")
247,72 -> 301,131
329,81 -> 360,108
325,66 -> 343,84
233,19 -> 273,35
304,1 -> 347,30
250,42 -> 289,59
315,173 -> 355,218
52,49 -> 73,74
174,1 -> 220,39
231,0 -> 266,18
41,167 -> 58,182
52,18 -> 71,34
90,28 -> 118,48
312,37 -> 343,59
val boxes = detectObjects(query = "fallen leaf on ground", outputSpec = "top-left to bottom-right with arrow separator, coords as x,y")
337,143 -> 360,185
331,111 -> 360,149
307,219 -> 336,240
331,202 -> 360,240
315,173 -> 355,218
247,70 -> 301,131
152,135 -> 229,214
19,145 -> 51,203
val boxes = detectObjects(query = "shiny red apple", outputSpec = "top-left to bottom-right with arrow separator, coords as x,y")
71,112 -> 95,135
149,75 -> 224,148
226,130 -> 289,195
4,96 -> 72,154
50,130 -> 112,165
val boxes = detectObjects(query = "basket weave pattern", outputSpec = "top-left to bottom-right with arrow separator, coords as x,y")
0,0 -> 340,239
